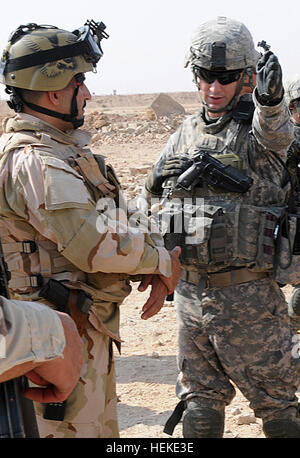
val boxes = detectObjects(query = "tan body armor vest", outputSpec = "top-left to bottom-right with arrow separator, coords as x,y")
0,123 -> 128,339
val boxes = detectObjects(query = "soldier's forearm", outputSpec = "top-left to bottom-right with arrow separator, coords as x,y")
252,89 -> 294,152
0,361 -> 37,383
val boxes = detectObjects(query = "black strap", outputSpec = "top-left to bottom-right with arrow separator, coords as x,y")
23,83 -> 82,128
5,42 -> 87,73
23,101 -> 76,123
163,400 -> 186,436
211,42 -> 226,69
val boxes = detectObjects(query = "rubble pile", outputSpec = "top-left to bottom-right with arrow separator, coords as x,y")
118,162 -> 159,203
84,94 -> 197,201
85,93 -> 189,146
85,111 -> 186,146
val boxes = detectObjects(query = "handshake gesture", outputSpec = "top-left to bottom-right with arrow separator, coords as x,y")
138,246 -> 182,320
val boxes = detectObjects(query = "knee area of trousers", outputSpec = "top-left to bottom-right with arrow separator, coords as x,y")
288,286 -> 300,316
263,418 -> 300,438
183,402 -> 225,438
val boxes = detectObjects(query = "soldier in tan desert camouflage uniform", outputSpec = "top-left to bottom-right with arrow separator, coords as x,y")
0,21 -> 181,437
143,17 -> 300,437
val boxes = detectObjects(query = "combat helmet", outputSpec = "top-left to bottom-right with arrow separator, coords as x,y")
0,20 -> 108,128
185,16 -> 260,71
185,16 -> 260,113
286,78 -> 300,115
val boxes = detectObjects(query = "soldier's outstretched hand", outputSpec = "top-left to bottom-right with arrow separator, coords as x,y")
139,275 -> 168,320
256,51 -> 284,106
159,246 -> 182,295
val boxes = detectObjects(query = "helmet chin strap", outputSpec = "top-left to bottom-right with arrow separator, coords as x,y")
200,68 -> 255,116
7,85 -> 84,129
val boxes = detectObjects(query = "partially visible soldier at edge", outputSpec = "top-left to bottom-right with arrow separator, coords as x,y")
142,17 -> 300,438
0,297 -> 84,403
0,21 -> 181,438
285,78 -> 300,333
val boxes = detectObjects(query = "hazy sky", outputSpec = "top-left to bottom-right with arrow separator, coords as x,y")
0,0 -> 299,97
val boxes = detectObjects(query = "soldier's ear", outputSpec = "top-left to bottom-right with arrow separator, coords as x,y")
48,91 -> 60,105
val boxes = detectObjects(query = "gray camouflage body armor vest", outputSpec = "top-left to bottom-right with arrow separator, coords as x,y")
157,106 -> 287,274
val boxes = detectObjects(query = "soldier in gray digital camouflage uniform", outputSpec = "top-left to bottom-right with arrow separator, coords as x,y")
142,17 -> 300,438
0,21 -> 181,437
285,79 -> 300,330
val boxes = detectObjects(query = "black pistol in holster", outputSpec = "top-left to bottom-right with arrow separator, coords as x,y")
163,151 -> 253,301
38,279 -> 93,421
176,150 -> 253,193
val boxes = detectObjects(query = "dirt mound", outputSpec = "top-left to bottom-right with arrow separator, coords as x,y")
150,93 -> 186,118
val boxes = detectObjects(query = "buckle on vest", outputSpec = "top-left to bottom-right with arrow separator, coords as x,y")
76,291 -> 93,314
29,274 -> 43,287
22,240 -> 37,254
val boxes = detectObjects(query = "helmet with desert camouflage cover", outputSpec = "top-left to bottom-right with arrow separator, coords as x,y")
286,78 -> 300,116
0,20 -> 108,128
185,16 -> 260,72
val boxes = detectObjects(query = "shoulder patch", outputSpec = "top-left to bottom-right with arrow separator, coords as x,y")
41,155 -> 91,210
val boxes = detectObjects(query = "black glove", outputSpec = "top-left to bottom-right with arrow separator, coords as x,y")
145,156 -> 193,195
256,51 -> 284,106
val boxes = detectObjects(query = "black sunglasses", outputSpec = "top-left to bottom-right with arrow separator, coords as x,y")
194,67 -> 243,85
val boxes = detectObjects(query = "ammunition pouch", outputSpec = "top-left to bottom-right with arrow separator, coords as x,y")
161,200 -> 283,271
38,278 -> 93,336
274,212 -> 300,285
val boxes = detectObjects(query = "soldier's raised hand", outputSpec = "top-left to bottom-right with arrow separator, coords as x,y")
256,51 -> 284,106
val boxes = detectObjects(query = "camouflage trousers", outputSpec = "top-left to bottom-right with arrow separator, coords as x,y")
175,276 -> 300,420
35,323 -> 119,438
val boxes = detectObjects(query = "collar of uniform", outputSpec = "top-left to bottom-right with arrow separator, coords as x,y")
200,106 -> 233,134
4,113 -> 92,147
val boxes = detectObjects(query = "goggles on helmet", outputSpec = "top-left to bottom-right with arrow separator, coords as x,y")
194,67 -> 243,85
0,19 -> 108,76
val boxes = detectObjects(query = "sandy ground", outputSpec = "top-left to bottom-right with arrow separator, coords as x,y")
0,92 -> 299,439
116,285 -> 266,439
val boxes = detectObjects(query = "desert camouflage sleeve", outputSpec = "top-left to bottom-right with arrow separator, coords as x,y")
0,296 -> 65,375
10,151 -> 171,277
252,89 -> 294,156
